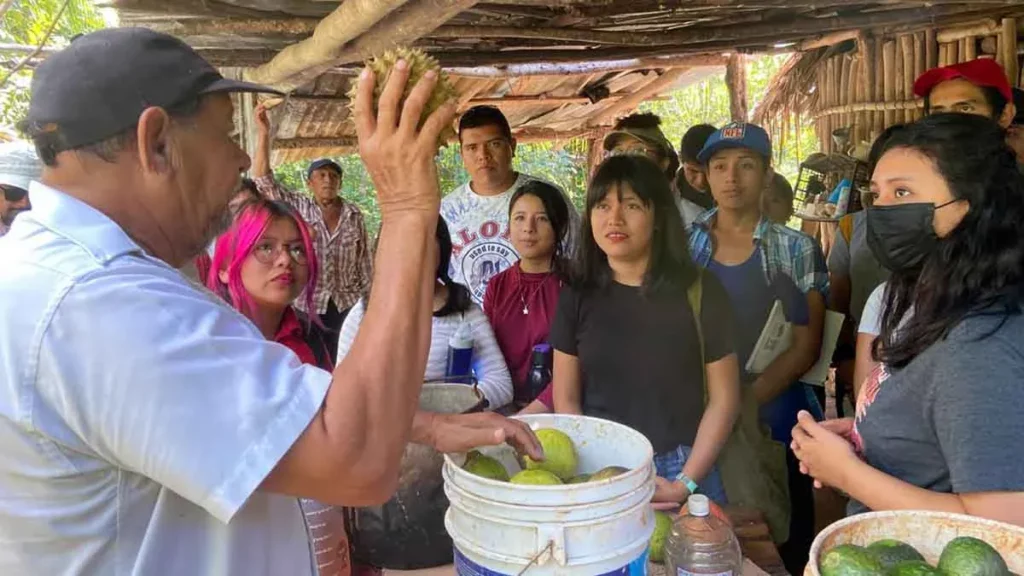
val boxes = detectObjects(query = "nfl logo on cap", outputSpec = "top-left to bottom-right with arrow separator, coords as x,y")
720,123 -> 746,140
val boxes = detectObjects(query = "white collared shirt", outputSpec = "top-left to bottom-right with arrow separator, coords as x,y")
0,182 -> 331,575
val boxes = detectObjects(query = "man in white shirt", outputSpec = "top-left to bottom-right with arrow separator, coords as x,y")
0,28 -> 539,575
441,106 -> 578,303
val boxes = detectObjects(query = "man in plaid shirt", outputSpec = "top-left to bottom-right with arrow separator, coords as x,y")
252,104 -> 372,359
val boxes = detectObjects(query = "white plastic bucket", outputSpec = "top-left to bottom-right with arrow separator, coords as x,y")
443,414 -> 656,575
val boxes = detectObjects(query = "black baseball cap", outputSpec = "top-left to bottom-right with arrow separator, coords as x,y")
23,27 -> 282,152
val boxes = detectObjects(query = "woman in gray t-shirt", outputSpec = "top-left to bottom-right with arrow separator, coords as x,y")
791,114 -> 1024,526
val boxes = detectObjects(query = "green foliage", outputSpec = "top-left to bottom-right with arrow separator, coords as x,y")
639,54 -> 817,185
0,0 -> 105,129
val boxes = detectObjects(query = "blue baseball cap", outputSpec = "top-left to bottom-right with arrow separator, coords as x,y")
697,122 -> 772,164
306,158 -> 343,179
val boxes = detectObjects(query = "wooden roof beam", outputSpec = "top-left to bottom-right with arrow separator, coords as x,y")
586,67 -> 691,128
243,0 -> 410,91
247,0 -> 481,92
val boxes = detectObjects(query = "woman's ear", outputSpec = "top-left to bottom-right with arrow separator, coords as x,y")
218,268 -> 230,285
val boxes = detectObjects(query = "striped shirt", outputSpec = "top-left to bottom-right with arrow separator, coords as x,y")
688,207 -> 829,297
254,175 -> 372,314
337,299 -> 514,410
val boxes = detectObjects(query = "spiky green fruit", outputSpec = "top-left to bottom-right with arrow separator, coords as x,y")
349,47 -> 459,147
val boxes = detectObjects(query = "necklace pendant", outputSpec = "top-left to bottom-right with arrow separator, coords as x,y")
522,305 -> 529,315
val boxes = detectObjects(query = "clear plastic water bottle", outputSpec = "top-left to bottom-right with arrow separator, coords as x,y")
665,495 -> 742,576
445,322 -> 474,384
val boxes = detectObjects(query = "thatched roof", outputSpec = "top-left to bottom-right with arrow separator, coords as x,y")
107,0 -> 1024,160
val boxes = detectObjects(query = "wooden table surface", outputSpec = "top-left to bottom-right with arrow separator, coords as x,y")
648,506 -> 790,576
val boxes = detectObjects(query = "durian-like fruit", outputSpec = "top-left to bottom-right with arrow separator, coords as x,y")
348,47 -> 459,147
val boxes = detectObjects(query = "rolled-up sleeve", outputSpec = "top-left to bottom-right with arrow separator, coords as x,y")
37,263 -> 331,524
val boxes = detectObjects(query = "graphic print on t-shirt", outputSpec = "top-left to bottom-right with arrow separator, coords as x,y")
852,362 -> 888,454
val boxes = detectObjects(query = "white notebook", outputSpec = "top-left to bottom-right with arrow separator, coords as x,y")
745,300 -> 845,386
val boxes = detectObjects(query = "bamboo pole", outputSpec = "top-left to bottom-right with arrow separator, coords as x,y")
1002,18 -> 1019,88
965,36 -> 978,61
913,33 -> 926,121
901,35 -> 915,122
851,56 -> 864,145
874,37 -> 886,135
996,34 -> 1005,69
938,43 -> 949,67
840,55 -> 852,132
925,28 -> 938,70
959,38 -> 968,63
948,41 -> 960,65
883,40 -> 897,127
861,37 -> 878,141
936,20 -> 999,43
895,38 -> 907,123
816,65 -> 827,152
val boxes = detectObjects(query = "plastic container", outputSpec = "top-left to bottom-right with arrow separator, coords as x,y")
347,383 -> 486,569
446,323 -> 474,384
443,414 -> 656,575
665,495 -> 743,576
804,510 -> 1024,576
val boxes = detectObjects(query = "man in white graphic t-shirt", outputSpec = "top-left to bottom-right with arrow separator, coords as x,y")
441,106 -> 579,304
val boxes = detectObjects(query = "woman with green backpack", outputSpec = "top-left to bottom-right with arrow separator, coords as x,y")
548,155 -> 740,504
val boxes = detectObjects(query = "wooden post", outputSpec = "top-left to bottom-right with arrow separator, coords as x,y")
726,53 -> 749,122
883,40 -> 897,127
817,65 -> 827,153
925,28 -> 938,70
1002,18 -> 1019,89
948,41 -> 959,65
895,38 -> 906,123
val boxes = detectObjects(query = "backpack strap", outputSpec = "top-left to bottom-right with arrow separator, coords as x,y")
839,213 -> 855,245
686,271 -> 707,401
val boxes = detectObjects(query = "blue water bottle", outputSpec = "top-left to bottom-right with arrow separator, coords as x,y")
445,323 -> 474,384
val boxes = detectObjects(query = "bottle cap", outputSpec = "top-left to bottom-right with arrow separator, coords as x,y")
533,343 -> 552,353
687,494 -> 710,517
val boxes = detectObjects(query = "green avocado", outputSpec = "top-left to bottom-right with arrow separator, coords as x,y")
938,536 -> 1009,576
866,539 -> 925,571
888,560 -> 943,576
819,544 -> 887,576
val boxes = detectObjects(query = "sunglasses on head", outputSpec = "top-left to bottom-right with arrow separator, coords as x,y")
2,185 -> 28,203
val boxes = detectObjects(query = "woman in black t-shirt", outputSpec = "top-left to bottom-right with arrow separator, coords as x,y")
550,155 -> 741,505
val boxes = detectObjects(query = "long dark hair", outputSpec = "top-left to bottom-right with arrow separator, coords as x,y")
874,113 -> 1024,368
508,180 -> 572,277
434,217 -> 473,317
574,155 -> 697,295
366,217 -> 472,318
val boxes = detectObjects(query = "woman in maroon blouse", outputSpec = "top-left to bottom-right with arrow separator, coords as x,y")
483,180 -> 572,410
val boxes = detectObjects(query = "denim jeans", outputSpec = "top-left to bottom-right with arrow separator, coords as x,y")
653,444 -> 728,505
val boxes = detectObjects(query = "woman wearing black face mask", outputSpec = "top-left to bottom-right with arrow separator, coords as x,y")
791,113 -> 1024,527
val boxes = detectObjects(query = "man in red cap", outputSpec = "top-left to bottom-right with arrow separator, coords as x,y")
913,58 -> 1017,129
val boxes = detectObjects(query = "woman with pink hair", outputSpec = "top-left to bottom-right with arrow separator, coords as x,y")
207,198 -> 348,576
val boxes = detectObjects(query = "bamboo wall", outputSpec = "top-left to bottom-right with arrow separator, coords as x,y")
813,18 -> 1023,154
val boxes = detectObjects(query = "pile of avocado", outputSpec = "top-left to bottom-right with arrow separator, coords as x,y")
820,536 -> 1010,576
461,428 -> 631,485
